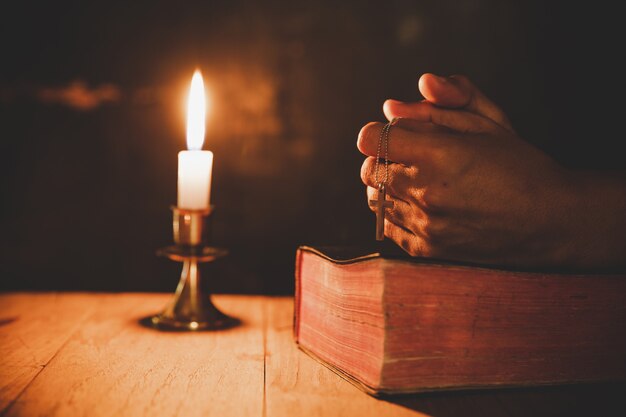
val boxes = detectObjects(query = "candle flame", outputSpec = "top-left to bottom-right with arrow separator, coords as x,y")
186,70 -> 206,150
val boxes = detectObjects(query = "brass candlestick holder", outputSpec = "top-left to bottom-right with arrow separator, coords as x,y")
141,206 -> 239,331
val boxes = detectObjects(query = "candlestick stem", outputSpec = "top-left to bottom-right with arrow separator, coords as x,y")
141,207 -> 239,331
147,258 -> 236,330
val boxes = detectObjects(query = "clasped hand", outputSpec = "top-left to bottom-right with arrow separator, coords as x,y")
358,74 -> 626,270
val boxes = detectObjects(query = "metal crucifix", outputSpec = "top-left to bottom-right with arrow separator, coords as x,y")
369,184 -> 394,241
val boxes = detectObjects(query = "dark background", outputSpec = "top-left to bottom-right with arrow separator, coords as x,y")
1,0 -> 623,294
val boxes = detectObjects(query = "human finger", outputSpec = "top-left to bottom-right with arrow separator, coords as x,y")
357,121 -> 451,165
390,116 -> 445,133
384,219 -> 431,257
361,157 -> 416,199
418,73 -> 514,131
367,186 -> 426,231
367,185 -> 438,235
366,185 -> 411,219
383,100 -> 496,134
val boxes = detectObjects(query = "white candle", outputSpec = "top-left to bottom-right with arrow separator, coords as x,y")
177,70 -> 213,209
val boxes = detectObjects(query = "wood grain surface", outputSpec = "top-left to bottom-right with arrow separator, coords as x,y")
1,293 -> 624,417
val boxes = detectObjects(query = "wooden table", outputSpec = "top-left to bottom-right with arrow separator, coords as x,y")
1,293 -> 624,417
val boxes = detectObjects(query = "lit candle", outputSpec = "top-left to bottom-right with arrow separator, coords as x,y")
177,70 -> 213,209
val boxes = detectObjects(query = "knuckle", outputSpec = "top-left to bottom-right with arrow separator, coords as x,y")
423,217 -> 446,240
408,237 -> 433,257
421,186 -> 447,211
386,171 -> 402,195
386,226 -> 416,256
384,219 -> 435,258
387,205 -> 404,222
406,164 -> 421,181
399,238 -> 414,254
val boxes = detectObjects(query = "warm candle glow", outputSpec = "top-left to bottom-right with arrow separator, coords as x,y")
186,70 -> 206,150
178,69 -> 213,209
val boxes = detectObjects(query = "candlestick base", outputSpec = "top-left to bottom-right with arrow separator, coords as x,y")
141,207 -> 240,331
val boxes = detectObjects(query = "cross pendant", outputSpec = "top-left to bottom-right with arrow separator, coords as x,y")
369,184 -> 394,241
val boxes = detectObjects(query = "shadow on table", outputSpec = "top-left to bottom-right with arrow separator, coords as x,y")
382,381 -> 626,417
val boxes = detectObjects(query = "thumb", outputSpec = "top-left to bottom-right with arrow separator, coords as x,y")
419,73 -> 513,132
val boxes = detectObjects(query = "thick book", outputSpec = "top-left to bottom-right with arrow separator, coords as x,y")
293,245 -> 626,396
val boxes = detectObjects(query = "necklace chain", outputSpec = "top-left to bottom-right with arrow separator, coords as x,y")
374,121 -> 392,187
370,119 -> 397,241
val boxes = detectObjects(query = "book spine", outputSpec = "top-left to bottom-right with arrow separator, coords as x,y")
293,247 -> 304,342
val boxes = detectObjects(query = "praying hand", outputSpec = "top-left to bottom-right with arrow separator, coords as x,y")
358,74 -> 626,271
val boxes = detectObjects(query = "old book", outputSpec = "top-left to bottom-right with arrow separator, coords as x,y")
293,245 -> 626,396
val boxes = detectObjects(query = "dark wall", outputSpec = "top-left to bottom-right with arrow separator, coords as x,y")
1,1 -> 623,294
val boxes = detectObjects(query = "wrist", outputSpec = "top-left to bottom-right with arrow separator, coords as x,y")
556,170 -> 626,271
